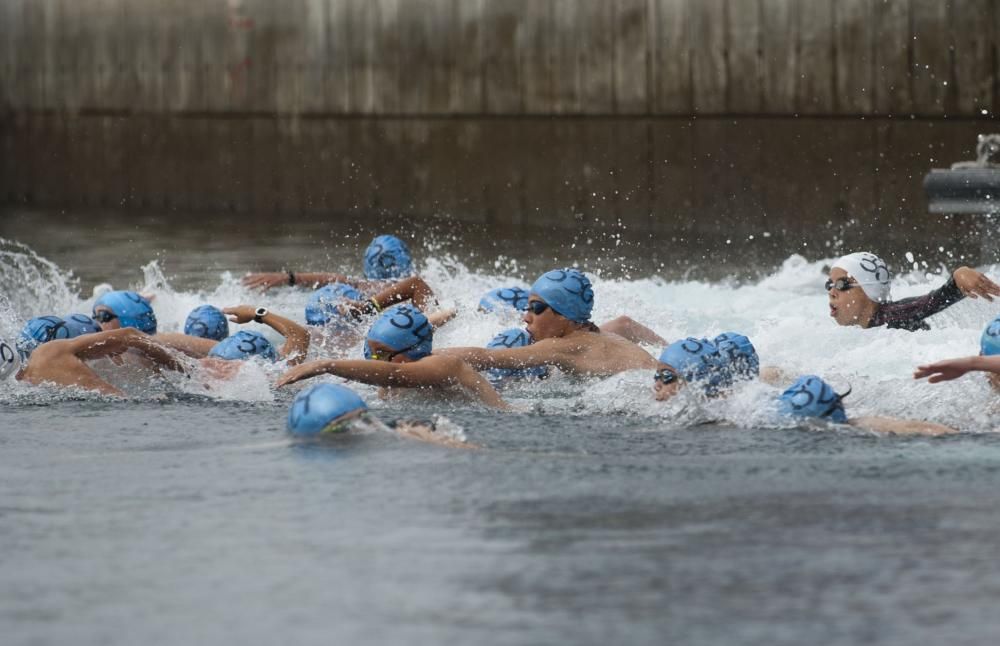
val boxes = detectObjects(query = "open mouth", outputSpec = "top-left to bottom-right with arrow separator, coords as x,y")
829,304 -> 837,316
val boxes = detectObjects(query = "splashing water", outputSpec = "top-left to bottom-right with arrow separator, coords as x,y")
1,239 -> 999,432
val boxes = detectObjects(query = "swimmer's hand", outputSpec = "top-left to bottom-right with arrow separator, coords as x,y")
242,272 -> 288,291
339,299 -> 378,321
275,360 -> 334,388
954,267 -> 1000,301
914,357 -> 977,383
223,305 -> 257,324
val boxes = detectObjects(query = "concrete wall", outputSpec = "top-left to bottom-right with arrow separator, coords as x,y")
0,0 -> 996,231
1,0 -> 996,117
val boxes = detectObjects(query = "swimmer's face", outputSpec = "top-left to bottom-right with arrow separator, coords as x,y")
827,267 -> 874,327
93,306 -> 121,331
523,296 -> 562,340
365,339 -> 413,363
652,363 -> 684,401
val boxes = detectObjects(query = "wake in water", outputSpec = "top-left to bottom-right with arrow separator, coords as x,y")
2,237 -> 999,433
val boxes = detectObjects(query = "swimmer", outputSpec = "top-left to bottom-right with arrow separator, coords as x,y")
438,269 -> 660,377
15,314 -> 102,360
913,313 -> 1000,391
484,328 -> 548,387
286,382 -> 475,448
479,286 -> 530,314
242,234 -> 414,291
92,290 -> 158,334
779,374 -> 955,436
157,305 -> 309,365
183,305 -> 229,341
1,328 -> 186,397
276,304 -> 508,409
652,336 -> 741,401
827,251 -> 1000,331
305,278 -> 456,355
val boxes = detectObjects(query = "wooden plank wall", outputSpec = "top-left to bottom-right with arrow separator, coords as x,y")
1,0 -> 996,117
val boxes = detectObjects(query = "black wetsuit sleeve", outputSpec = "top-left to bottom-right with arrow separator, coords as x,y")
869,276 -> 965,331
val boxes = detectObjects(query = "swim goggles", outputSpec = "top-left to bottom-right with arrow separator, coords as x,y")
654,368 -> 679,385
93,310 -> 118,323
367,339 -> 422,362
526,301 -> 550,315
824,278 -> 857,292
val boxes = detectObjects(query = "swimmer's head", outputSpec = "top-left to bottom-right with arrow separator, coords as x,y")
363,304 -> 433,362
980,314 -> 1000,391
93,291 -> 157,334
208,330 -> 278,362
62,314 -> 102,338
713,332 -> 760,381
526,269 -> 594,340
305,283 -> 363,327
364,235 -> 413,280
184,305 -> 229,341
778,375 -> 849,424
287,383 -> 369,436
654,338 -> 726,400
0,338 -> 22,380
485,327 -> 548,386
828,252 -> 890,327
16,316 -> 70,361
479,287 -> 530,314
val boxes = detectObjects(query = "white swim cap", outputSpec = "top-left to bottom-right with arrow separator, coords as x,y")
832,252 -> 892,303
0,338 -> 21,381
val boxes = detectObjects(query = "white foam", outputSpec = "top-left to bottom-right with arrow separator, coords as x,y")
2,240 -> 999,431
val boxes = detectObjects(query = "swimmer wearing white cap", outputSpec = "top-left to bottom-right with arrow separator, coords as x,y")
0,329 -> 186,397
827,252 -> 999,330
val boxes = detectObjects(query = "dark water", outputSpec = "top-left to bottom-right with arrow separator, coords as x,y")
4,400 -> 1000,646
3,208 -> 1000,645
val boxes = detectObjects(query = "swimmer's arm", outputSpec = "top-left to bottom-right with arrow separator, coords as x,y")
914,355 -> 1000,382
155,333 -> 217,358
276,357 -> 509,409
953,267 -> 1000,301
849,416 -> 956,436
24,342 -> 127,396
368,276 -> 438,312
69,329 -> 186,374
759,366 -> 788,386
600,316 -> 667,346
223,306 -> 310,365
242,271 -> 351,291
435,341 -> 570,372
427,308 -> 457,328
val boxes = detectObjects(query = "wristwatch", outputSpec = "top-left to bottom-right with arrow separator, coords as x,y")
254,307 -> 268,323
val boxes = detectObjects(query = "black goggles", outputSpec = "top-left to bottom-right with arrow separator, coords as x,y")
93,310 -> 118,323
824,278 -> 856,292
526,301 -> 550,315
654,368 -> 679,385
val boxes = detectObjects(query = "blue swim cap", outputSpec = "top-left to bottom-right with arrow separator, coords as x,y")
485,327 -> 548,385
778,375 -> 849,424
364,235 -> 413,280
530,269 -> 594,324
208,330 -> 278,362
305,283 -> 363,327
16,316 -> 70,360
980,314 -> 1000,356
713,332 -> 760,381
479,287 -> 530,314
184,305 -> 230,341
62,313 -> 102,338
658,337 -> 725,384
93,290 -> 157,334
287,383 -> 368,436
363,304 -> 433,361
